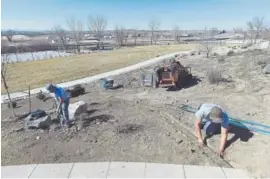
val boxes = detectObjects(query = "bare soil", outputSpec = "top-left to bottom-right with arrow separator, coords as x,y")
2,49 -> 270,177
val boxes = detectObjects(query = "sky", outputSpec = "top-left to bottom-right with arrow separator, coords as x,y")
1,0 -> 270,31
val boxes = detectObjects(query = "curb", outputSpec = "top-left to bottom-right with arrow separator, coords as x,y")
1,162 -> 251,178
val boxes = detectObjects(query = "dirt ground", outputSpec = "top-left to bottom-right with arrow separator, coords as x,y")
2,48 -> 270,177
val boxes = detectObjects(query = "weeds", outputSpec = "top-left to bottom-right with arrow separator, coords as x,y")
205,68 -> 224,84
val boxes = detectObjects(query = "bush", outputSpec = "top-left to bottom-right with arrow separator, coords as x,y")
218,56 -> 225,63
36,91 -> 46,100
241,43 -> 252,49
190,51 -> 196,56
227,50 -> 235,56
8,101 -> 17,108
205,68 -> 223,84
213,52 -> 219,57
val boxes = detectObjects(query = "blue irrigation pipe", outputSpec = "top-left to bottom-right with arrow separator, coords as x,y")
179,105 -> 270,135
180,104 -> 270,129
229,120 -> 270,136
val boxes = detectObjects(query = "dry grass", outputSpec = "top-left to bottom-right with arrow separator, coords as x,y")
205,68 -> 223,84
2,44 -> 196,93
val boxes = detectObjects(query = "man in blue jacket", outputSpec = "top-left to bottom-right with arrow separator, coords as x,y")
46,84 -> 71,126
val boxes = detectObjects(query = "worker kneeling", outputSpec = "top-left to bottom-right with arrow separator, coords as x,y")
195,103 -> 229,158
46,84 -> 72,127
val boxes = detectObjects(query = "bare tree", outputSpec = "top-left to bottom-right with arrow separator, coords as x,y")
173,25 -> 181,43
114,26 -> 128,46
148,19 -> 160,45
52,25 -> 68,52
132,29 -> 139,46
233,28 -> 243,34
265,27 -> 270,47
247,17 -> 265,44
87,15 -> 107,41
199,27 -> 215,58
5,30 -> 15,43
210,27 -> 219,36
67,18 -> 84,53
1,53 -> 16,117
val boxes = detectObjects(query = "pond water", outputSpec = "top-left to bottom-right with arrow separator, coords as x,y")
1,51 -> 74,62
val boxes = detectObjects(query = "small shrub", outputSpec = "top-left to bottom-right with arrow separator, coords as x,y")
8,101 -> 17,108
241,43 -> 252,49
213,52 -> 219,57
190,51 -> 196,56
36,91 -> 46,100
257,60 -> 266,66
227,50 -> 234,56
205,68 -> 223,84
218,56 -> 225,63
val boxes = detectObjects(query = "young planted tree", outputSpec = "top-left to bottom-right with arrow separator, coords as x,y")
247,17 -> 265,44
87,15 -> 107,41
67,18 -> 84,53
148,19 -> 160,45
114,26 -> 128,46
199,27 -> 215,58
52,25 -> 68,52
132,29 -> 139,46
173,25 -> 181,43
264,27 -> 270,47
1,53 -> 16,117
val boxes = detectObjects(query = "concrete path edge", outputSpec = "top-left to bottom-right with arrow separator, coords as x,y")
1,51 -> 190,103
1,162 -> 252,178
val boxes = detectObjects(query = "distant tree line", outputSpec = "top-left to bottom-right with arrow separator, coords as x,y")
1,43 -> 58,54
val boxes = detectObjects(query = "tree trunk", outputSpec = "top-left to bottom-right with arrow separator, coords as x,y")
28,86 -> 31,113
15,52 -> 19,62
31,51 -> 35,61
76,43 -> 80,53
151,32 -> 153,45
1,71 -> 16,118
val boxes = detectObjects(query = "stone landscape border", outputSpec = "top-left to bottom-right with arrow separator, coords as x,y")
1,162 -> 251,178
1,51 -> 190,103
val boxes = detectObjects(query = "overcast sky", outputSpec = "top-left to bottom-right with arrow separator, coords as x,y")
1,0 -> 270,30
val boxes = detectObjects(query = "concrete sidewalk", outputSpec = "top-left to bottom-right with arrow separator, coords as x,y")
1,162 -> 251,178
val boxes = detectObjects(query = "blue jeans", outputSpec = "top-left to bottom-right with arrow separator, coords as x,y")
60,100 -> 70,125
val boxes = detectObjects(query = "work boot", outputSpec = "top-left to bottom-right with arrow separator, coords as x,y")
66,120 -> 74,128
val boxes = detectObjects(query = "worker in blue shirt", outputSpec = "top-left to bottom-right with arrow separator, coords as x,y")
46,84 -> 71,126
195,103 -> 230,158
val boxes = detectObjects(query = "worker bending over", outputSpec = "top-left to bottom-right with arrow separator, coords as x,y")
195,103 -> 229,157
46,84 -> 72,127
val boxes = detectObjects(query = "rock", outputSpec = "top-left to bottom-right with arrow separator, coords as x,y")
13,127 -> 24,132
83,136 -> 88,142
166,132 -> 171,137
76,150 -> 82,155
263,64 -> 270,74
36,136 -> 40,140
177,139 -> 183,144
67,85 -> 85,98
25,115 -> 52,129
69,101 -> 88,120
190,149 -> 195,153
